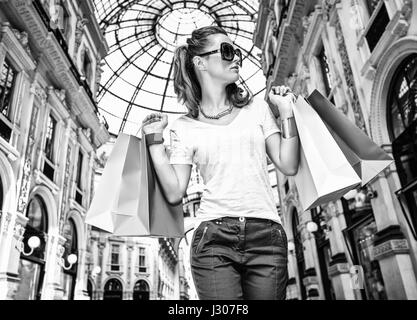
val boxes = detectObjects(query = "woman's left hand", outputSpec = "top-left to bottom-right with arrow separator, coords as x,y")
268,85 -> 297,116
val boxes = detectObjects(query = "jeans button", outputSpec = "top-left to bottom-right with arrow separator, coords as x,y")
239,217 -> 245,222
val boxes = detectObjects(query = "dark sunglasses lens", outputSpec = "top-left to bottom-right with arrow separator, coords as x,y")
236,49 -> 242,65
222,43 -> 234,61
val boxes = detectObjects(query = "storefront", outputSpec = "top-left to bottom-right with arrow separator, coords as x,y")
14,196 -> 48,300
311,206 -> 336,300
61,218 -> 78,300
103,278 -> 123,300
341,196 -> 387,300
133,280 -> 150,300
390,54 -> 417,241
292,209 -> 306,299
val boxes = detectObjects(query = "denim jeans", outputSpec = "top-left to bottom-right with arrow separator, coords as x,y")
190,217 -> 288,300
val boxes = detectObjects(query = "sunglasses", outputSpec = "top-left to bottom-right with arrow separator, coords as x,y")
197,42 -> 243,67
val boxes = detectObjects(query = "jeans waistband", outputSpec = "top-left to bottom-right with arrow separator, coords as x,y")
213,217 -> 277,224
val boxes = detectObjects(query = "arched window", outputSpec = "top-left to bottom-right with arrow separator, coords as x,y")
103,279 -> 123,300
15,196 -> 48,300
133,280 -> 150,300
62,218 -> 78,300
87,279 -> 93,300
292,209 -> 306,300
388,54 -> 417,238
0,177 -> 3,212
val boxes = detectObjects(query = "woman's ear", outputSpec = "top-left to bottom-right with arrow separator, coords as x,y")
192,56 -> 207,71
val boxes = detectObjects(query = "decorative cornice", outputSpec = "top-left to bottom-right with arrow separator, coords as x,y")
334,15 -> 367,133
328,262 -> 350,277
30,80 -> 48,106
301,5 -> 323,63
373,239 -> 409,260
0,22 -> 36,71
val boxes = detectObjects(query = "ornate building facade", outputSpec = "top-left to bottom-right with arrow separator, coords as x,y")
254,0 -> 417,299
0,0 -> 110,299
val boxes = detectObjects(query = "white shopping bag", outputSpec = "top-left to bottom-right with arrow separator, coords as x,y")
292,96 -> 361,211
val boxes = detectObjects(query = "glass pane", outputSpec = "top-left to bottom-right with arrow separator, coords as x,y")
0,58 -> 16,119
44,115 -> 57,161
15,259 -> 42,300
26,197 -> 47,231
353,219 -> 387,300
92,0 -> 265,135
61,273 -> 74,300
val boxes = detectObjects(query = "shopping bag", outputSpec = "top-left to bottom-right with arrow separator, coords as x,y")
307,90 -> 394,186
85,133 -> 184,237
292,96 -> 361,212
146,136 -> 185,237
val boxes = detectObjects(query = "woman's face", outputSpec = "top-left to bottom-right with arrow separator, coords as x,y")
199,33 -> 241,85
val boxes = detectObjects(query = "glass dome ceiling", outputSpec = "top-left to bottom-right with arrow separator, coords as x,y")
93,0 -> 265,136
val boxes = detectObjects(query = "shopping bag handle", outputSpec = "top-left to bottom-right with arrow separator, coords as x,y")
135,118 -> 163,137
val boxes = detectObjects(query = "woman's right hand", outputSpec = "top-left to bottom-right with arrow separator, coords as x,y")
141,112 -> 168,135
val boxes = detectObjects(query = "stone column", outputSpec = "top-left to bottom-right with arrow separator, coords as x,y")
126,242 -> 134,300
325,201 -> 357,299
299,212 -> 320,300
371,169 -> 417,300
73,248 -> 90,300
328,256 -> 355,300
286,240 -> 299,299
95,241 -> 105,300
41,234 -> 65,300
0,212 -> 28,299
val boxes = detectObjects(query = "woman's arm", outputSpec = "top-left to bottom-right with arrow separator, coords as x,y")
142,113 -> 192,205
265,86 -> 300,176
148,144 -> 192,204
266,110 -> 300,176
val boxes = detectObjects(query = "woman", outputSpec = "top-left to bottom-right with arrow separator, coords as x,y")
141,26 -> 300,300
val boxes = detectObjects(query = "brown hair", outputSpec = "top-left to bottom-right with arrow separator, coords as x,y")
172,25 -> 252,118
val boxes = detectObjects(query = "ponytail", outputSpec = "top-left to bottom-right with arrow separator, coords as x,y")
173,44 -> 200,118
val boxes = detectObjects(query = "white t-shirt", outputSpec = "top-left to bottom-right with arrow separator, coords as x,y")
169,96 -> 282,226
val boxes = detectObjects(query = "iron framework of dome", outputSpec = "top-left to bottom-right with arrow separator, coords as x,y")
93,0 -> 264,135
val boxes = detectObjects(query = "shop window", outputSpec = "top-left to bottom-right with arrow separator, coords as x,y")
133,280 -> 150,300
389,54 -> 417,238
62,218 -> 78,300
311,207 -> 336,300
351,219 -> 387,300
87,279 -> 93,300
0,58 -> 17,142
15,196 -> 48,300
103,279 -> 123,300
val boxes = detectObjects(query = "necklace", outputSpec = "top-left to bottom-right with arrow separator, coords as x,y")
199,104 -> 234,120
